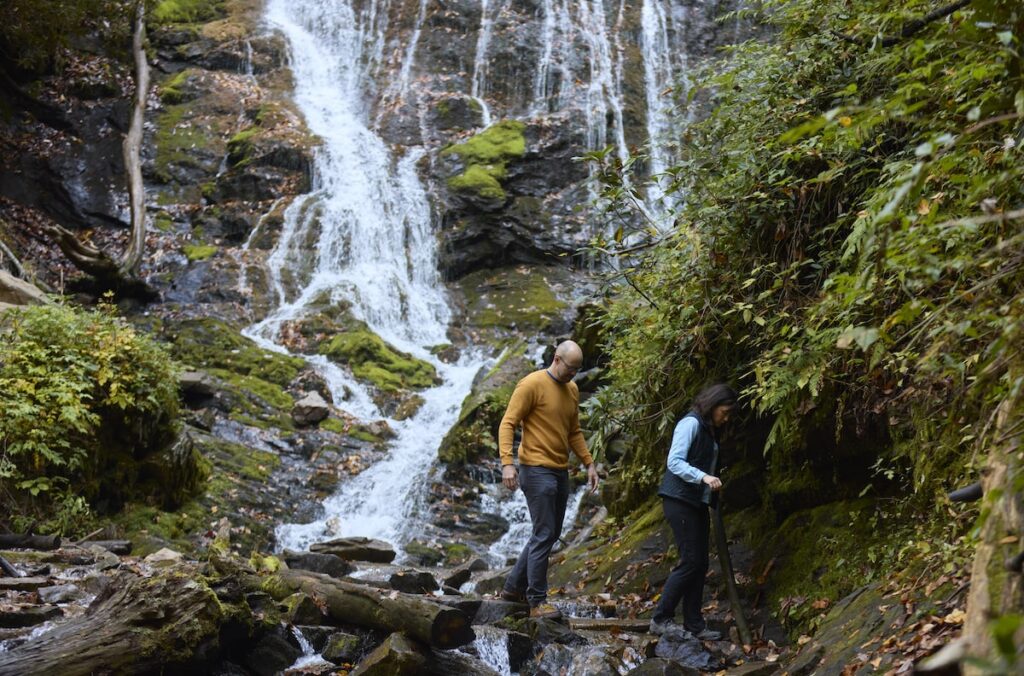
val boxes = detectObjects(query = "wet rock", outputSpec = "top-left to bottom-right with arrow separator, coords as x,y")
389,569 -> 439,594
243,624 -> 303,676
36,584 -> 85,604
726,663 -> 781,676
310,537 -> 396,563
282,551 -> 354,578
403,540 -> 444,567
322,630 -> 361,663
0,605 -> 63,628
296,624 -> 335,652
350,632 -> 427,675
292,391 -> 330,426
625,657 -> 701,675
527,617 -> 587,647
365,420 -> 396,440
653,633 -> 718,671
442,556 -> 487,589
470,599 -> 528,625
429,94 -> 485,132
474,567 -> 511,596
89,546 -> 121,571
281,592 -> 325,625
144,547 -> 184,567
0,577 -> 49,592
179,370 -> 218,402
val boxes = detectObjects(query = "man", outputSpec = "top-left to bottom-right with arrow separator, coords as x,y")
498,340 -> 600,620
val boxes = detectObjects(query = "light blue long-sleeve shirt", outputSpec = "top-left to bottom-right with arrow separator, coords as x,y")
666,416 -> 711,484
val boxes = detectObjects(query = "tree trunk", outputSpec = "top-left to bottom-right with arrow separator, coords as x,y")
269,569 -> 476,649
119,0 -> 149,276
0,567 -> 225,676
961,369 -> 1024,674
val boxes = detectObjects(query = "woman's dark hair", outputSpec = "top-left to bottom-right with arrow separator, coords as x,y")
692,383 -> 738,420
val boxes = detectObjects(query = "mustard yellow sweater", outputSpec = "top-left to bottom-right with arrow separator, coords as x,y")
498,369 -> 593,469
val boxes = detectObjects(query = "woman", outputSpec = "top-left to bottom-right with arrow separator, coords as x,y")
649,383 -> 738,641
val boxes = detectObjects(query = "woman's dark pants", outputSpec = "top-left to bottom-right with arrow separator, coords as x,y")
653,497 -> 710,632
503,464 -> 570,606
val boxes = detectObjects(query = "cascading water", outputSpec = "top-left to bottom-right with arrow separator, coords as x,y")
254,0 -> 480,553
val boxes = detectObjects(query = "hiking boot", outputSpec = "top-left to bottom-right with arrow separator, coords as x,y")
693,628 -> 722,641
499,588 -> 527,604
648,618 -> 692,639
529,603 -> 562,620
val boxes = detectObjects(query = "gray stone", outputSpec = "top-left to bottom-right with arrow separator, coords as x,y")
178,370 -> 218,399
350,632 -> 426,675
653,633 -> 718,671
37,584 -> 85,604
143,547 -> 183,567
310,537 -> 396,563
322,631 -> 361,663
292,391 -> 330,426
243,625 -> 302,676
389,569 -> 438,594
282,550 -> 353,578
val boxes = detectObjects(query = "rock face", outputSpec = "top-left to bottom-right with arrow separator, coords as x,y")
292,391 -> 331,426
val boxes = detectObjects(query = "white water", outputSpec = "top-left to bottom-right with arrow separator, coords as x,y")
471,0 -> 500,127
485,484 -> 587,566
258,0 -> 480,552
470,625 -> 513,676
287,626 -> 331,671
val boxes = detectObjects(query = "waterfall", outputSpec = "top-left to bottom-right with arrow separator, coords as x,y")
470,0 -> 499,126
257,0 -> 479,553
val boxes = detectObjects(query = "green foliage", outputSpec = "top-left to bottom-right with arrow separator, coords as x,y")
587,0 -> 1024,520
151,0 -> 225,25
182,243 -> 218,261
0,303 -> 180,534
0,0 -> 127,69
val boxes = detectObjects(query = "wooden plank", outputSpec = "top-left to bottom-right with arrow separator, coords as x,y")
565,617 -> 652,633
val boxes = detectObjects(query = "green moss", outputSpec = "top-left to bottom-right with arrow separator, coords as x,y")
153,104 -> 211,183
448,164 -> 506,201
227,126 -> 259,167
441,120 -> 525,201
182,244 -> 218,261
320,417 -> 348,434
320,327 -> 437,392
438,383 -> 513,464
442,120 -> 526,165
168,318 -> 305,387
405,540 -> 444,566
158,69 -> 193,104
153,212 -> 175,232
459,267 -> 567,331
349,429 -> 381,444
152,0 -> 225,24
443,542 -> 472,566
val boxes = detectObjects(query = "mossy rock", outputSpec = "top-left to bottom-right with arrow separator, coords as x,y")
404,540 -> 444,567
151,0 -> 226,25
458,266 -> 568,332
443,542 -> 473,566
442,120 -> 526,202
167,317 -> 305,387
182,244 -> 218,261
319,328 -> 437,392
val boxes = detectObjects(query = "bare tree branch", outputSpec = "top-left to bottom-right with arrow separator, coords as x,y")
832,0 -> 972,48
118,0 -> 149,276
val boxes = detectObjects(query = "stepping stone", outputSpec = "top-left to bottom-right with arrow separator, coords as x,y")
567,617 -> 653,633
389,569 -> 438,594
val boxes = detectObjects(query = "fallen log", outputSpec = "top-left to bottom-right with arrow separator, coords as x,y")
0,555 -> 21,578
0,566 -> 225,676
268,569 -> 475,649
0,534 -> 61,551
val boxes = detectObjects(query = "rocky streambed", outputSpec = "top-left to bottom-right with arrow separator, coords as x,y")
0,534 -> 780,676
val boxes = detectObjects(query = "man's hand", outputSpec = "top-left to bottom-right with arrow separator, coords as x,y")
587,464 -> 599,492
701,474 -> 722,491
502,464 -> 519,491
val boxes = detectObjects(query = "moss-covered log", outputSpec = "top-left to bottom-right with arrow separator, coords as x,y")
266,569 -> 475,649
961,373 -> 1024,673
0,567 -> 225,676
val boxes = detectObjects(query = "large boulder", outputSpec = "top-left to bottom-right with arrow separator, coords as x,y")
292,391 -> 330,426
0,271 -> 48,306
310,537 -> 397,563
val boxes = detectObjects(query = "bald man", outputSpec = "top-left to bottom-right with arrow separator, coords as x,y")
498,340 -> 600,619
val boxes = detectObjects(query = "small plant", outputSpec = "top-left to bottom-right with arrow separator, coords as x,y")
0,301 -> 182,534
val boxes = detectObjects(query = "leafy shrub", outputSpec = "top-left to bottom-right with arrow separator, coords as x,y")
0,302 -> 182,534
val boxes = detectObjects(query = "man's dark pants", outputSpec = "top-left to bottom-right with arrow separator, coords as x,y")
653,496 -> 710,632
503,464 -> 570,606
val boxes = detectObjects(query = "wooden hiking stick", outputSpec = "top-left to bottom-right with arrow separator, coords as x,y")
712,498 -> 752,645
